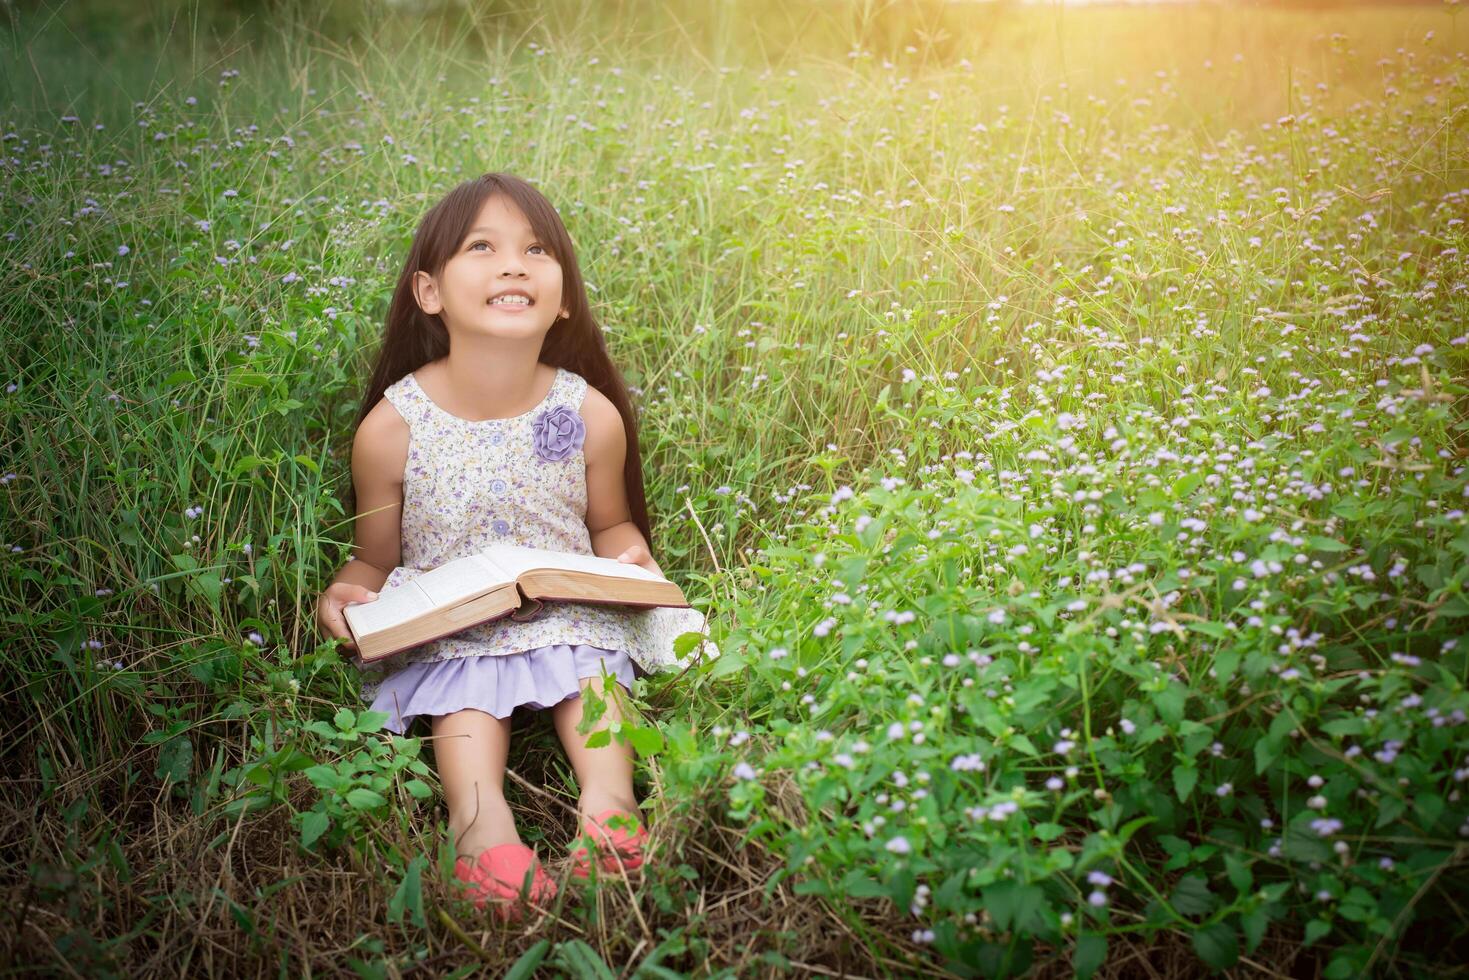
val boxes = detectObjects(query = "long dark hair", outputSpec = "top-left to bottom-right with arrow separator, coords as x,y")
345,173 -> 653,553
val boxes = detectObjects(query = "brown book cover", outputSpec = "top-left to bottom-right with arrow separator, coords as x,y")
342,543 -> 689,664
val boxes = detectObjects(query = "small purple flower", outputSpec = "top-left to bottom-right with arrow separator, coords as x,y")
531,404 -> 585,462
1310,817 -> 1343,837
492,519 -> 510,535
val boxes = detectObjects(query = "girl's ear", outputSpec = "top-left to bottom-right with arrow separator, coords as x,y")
413,271 -> 443,315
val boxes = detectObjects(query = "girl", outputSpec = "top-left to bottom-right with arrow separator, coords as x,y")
314,172 -> 684,922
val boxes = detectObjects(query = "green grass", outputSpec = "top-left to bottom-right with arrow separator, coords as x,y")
3,1 -> 1469,976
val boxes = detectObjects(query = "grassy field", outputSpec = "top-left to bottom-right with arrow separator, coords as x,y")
3,0 -> 1469,976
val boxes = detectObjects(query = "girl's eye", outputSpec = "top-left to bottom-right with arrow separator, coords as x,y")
470,242 -> 546,254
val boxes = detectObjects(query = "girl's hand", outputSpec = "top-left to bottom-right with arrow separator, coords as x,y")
316,582 -> 379,654
616,544 -> 664,579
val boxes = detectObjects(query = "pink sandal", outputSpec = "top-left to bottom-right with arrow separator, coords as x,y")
454,842 -> 557,921
569,808 -> 649,879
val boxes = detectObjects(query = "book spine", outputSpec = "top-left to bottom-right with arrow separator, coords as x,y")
510,582 -> 545,623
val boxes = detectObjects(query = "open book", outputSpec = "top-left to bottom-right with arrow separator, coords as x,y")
342,543 -> 690,664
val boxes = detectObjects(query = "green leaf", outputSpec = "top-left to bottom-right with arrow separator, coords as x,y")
156,736 -> 193,784
1254,735 -> 1281,775
1154,682 -> 1187,727
841,870 -> 887,899
276,748 -> 315,772
1304,918 -> 1332,946
1192,922 -> 1240,969
1282,822 -> 1331,863
229,370 -> 274,388
1116,815 -> 1157,844
334,707 -> 357,732
708,649 -> 746,678
672,630 -> 706,657
503,940 -> 551,980
1261,882 -> 1291,903
303,764 -> 342,792
1241,906 -> 1268,953
981,881 -> 1046,933
404,778 -> 432,800
356,710 -> 390,733
1187,621 -> 1230,640
1170,875 -> 1216,917
230,455 -> 271,478
936,870 -> 967,906
1033,822 -> 1065,842
1381,425 -> 1415,448
387,855 -> 427,929
554,938 -> 617,980
628,726 -> 665,758
1320,717 -> 1365,737
1224,853 -> 1253,894
1173,764 -> 1198,802
1374,795 -> 1407,830
345,788 -> 386,810
1414,793 -> 1445,828
300,810 -> 329,849
1074,933 -> 1107,979
1009,733 -> 1040,757
185,570 -> 222,611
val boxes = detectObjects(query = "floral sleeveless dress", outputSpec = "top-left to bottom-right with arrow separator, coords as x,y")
352,363 -> 705,736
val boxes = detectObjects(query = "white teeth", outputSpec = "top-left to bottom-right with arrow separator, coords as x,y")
490,295 -> 532,306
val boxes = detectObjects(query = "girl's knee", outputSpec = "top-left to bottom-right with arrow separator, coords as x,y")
431,707 -> 513,749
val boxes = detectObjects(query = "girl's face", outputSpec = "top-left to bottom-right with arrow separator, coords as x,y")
413,194 -> 567,337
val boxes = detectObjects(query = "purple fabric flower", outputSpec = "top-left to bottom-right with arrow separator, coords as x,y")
531,404 -> 585,462
492,519 -> 510,535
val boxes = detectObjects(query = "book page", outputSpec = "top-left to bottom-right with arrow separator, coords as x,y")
343,581 -> 434,637
481,543 -> 666,585
412,554 -> 504,607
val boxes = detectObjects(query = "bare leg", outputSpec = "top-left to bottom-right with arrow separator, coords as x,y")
551,676 -> 639,823
430,708 -> 521,858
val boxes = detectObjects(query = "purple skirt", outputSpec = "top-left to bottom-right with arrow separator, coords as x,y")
367,643 -> 636,736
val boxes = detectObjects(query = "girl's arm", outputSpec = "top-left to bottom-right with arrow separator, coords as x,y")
317,402 -> 408,650
581,386 -> 662,577
332,400 -> 408,591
